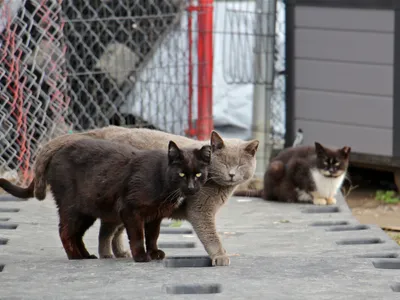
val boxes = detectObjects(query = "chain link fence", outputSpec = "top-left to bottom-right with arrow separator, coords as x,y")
219,0 -> 286,145
0,0 -> 286,184
0,0 -> 69,184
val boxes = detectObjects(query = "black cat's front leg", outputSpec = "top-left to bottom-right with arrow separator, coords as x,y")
120,208 -> 150,262
145,218 -> 165,260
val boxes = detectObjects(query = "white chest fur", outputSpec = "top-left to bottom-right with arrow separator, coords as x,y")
310,168 -> 345,199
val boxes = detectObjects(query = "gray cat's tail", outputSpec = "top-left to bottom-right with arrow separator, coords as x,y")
233,189 -> 263,198
0,179 -> 35,199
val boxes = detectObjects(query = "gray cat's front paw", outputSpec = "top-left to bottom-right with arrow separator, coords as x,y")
114,251 -> 131,258
212,255 -> 230,266
326,197 -> 337,205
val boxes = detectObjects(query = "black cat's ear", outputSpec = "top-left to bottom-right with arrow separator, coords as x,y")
168,141 -> 183,164
210,130 -> 225,151
314,142 -> 326,156
340,146 -> 351,158
197,145 -> 212,164
244,140 -> 259,157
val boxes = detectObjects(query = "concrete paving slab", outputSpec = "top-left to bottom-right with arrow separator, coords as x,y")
1,193 -> 400,299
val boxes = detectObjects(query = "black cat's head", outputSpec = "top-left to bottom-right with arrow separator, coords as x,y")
315,142 -> 351,178
167,141 -> 211,196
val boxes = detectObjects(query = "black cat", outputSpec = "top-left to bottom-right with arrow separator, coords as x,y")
0,138 -> 211,262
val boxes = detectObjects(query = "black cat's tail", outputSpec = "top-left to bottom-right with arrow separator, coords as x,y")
0,179 -> 34,199
233,189 -> 263,198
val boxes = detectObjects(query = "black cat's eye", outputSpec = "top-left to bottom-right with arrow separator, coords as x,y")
195,173 -> 202,178
179,172 -> 185,177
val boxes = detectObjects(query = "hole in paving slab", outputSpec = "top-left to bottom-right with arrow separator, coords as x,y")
310,221 -> 349,227
336,238 -> 384,245
160,228 -> 193,234
0,195 -> 27,202
391,284 -> 400,292
0,218 -> 10,222
372,260 -> 400,269
0,265 -> 4,272
302,206 -> 340,214
0,238 -> 9,245
325,225 -> 369,232
164,284 -> 222,295
0,223 -> 17,230
356,253 -> 399,259
158,242 -> 196,248
164,256 -> 212,268
0,208 -> 20,213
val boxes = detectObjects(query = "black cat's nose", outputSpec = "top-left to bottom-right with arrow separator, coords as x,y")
187,187 -> 196,195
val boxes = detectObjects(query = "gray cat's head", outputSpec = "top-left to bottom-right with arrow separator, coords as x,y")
208,131 -> 259,187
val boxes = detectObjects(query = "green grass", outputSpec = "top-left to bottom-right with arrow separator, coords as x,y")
169,220 -> 182,228
375,190 -> 400,204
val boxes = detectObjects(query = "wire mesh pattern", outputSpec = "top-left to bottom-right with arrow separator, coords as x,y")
0,0 -> 286,184
0,0 -> 69,184
61,0 -> 187,132
220,0 -> 286,142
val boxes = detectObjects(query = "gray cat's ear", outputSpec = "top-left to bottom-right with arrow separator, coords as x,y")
210,130 -> 225,151
340,146 -> 351,158
168,141 -> 182,164
198,145 -> 212,164
314,142 -> 326,156
244,140 -> 259,157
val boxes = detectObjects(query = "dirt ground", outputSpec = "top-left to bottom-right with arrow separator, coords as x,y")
344,166 -> 400,245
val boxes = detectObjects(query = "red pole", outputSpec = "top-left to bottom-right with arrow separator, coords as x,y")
196,0 -> 214,141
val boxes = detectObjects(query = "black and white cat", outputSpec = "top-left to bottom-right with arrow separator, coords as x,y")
234,141 -> 351,205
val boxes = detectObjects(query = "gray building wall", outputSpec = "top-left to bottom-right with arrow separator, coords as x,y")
293,6 -> 394,156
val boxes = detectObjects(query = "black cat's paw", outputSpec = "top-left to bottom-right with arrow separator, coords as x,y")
133,252 -> 151,263
148,249 -> 165,260
88,254 -> 98,259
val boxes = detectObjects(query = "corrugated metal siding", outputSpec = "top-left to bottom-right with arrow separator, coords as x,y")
294,6 -> 394,156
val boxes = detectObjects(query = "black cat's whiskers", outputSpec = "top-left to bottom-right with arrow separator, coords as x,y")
162,188 -> 182,206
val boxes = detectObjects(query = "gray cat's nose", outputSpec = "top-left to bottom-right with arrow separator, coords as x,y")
229,173 -> 235,179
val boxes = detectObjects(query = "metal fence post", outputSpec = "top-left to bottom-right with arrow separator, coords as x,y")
252,0 -> 277,176
196,0 -> 214,141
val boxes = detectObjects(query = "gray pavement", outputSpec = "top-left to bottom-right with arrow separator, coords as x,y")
1,193 -> 400,299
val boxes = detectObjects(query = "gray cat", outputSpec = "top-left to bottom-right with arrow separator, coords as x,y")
7,127 -> 259,266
